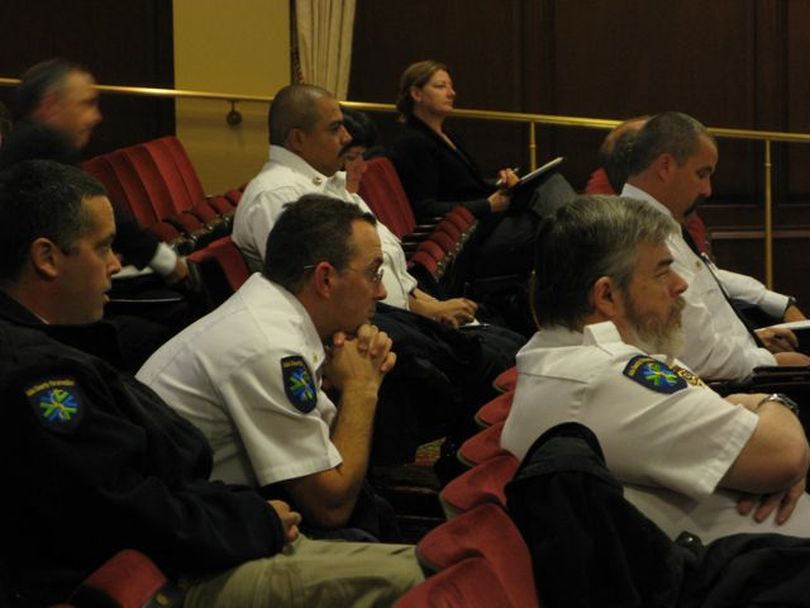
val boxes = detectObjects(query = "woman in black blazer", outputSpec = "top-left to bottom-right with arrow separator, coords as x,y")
390,60 -> 518,223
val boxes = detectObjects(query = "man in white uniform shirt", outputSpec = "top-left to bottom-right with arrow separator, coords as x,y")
620,111 -> 810,381
138,196 -> 398,539
501,195 -> 810,544
233,83 -> 481,326
232,83 -> 523,468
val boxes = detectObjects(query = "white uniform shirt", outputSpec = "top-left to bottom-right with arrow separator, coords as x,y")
621,184 -> 778,380
136,273 -> 341,487
232,145 -> 418,309
501,321 -> 810,542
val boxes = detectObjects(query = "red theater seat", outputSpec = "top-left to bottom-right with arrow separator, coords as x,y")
414,503 -> 540,608
440,452 -> 519,518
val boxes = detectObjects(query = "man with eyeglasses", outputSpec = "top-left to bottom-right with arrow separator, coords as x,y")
0,164 -> 422,607
231,83 -> 525,471
137,195 -> 404,541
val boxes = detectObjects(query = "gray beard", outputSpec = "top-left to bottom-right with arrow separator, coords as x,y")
625,295 -> 686,364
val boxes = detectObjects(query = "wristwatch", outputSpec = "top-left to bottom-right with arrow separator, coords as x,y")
755,393 -> 800,417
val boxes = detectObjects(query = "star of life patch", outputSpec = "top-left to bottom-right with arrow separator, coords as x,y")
622,355 -> 687,394
281,356 -> 318,413
25,376 -> 84,433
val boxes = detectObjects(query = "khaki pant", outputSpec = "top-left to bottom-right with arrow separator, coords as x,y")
183,536 -> 424,607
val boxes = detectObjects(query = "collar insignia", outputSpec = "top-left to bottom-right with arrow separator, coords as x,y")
25,377 -> 84,433
623,355 -> 687,394
281,356 -> 317,413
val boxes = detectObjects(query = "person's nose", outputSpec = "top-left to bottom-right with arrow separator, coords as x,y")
108,250 -> 122,276
701,177 -> 712,198
671,270 -> 688,297
338,125 -> 351,146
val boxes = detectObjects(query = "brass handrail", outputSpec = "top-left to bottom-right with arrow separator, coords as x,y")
4,77 -> 810,287
3,77 -> 810,142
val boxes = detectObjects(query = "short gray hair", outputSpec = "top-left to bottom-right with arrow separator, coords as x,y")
532,195 -> 677,330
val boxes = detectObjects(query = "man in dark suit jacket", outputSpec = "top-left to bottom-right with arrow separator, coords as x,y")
0,58 -> 189,283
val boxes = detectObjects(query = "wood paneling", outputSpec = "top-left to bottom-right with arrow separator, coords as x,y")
350,0 -> 810,302
0,0 -> 174,158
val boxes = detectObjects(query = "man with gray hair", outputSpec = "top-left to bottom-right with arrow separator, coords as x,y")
502,195 -> 810,543
621,111 -> 809,382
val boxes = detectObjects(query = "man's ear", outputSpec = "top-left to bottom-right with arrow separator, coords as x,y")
310,261 -> 334,299
29,237 -> 61,279
654,153 -> 676,182
32,89 -> 62,124
591,276 -> 620,319
285,128 -> 305,154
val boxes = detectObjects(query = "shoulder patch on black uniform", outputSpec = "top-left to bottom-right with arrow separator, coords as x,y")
622,355 -> 687,394
24,376 -> 85,433
281,356 -> 317,413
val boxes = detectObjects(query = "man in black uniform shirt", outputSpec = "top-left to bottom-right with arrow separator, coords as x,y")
0,160 -> 422,606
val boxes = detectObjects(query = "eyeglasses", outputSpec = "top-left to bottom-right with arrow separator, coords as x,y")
303,263 -> 384,285
343,266 -> 384,284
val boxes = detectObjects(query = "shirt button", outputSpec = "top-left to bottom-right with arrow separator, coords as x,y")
312,176 -> 323,186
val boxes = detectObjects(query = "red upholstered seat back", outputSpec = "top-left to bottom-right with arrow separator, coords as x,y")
440,452 -> 519,517
416,503 -> 540,608
358,156 -> 417,238
457,420 -> 508,467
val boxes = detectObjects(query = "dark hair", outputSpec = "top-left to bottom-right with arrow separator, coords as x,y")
340,106 -> 378,155
601,129 -> 639,193
532,195 -> 676,330
12,58 -> 88,121
0,160 -> 106,282
268,83 -> 333,145
263,194 -> 376,292
626,112 -> 713,177
396,60 -> 448,121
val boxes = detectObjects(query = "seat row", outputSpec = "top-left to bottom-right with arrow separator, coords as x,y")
84,138 -> 475,303
83,136 -> 241,254
395,380 -> 543,607
358,156 -> 477,296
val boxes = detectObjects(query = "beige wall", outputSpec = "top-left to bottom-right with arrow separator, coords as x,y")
173,0 -> 290,194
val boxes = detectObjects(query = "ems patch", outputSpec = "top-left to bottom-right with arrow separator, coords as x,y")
25,376 -> 84,433
281,356 -> 317,413
671,364 -> 706,388
622,355 -> 687,394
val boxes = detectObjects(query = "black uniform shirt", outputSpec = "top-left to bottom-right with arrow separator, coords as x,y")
0,293 -> 285,605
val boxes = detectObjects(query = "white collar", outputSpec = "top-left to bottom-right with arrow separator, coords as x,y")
621,183 -> 673,219
269,145 -> 335,190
